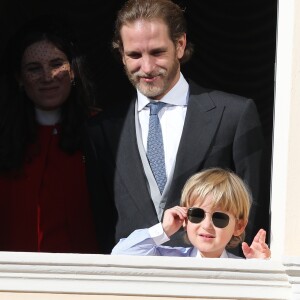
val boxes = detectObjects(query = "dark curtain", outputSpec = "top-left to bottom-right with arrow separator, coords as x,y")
1,0 -> 277,236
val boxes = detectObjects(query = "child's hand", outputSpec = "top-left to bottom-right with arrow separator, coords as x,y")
162,206 -> 187,238
241,229 -> 271,259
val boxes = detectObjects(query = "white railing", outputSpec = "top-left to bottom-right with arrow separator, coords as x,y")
0,252 -> 299,299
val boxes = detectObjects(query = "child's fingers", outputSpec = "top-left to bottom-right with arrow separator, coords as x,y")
253,229 -> 262,242
254,229 -> 267,245
244,231 -> 271,259
172,206 -> 187,220
163,207 -> 187,237
259,229 -> 267,243
241,242 -> 252,257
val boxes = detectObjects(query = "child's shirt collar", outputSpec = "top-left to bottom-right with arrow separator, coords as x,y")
195,248 -> 229,258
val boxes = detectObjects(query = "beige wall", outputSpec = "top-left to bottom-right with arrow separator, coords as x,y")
271,0 -> 300,257
284,0 -> 300,256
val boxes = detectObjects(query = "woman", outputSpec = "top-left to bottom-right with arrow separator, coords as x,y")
0,16 -> 100,253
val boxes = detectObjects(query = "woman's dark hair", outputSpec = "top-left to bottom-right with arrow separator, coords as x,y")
0,15 -> 95,172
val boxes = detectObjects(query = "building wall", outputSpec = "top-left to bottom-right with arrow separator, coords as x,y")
271,0 -> 300,257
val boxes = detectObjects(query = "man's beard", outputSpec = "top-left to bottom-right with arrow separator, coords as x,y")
124,58 -> 180,99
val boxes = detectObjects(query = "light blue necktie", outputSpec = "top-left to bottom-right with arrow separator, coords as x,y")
147,102 -> 167,194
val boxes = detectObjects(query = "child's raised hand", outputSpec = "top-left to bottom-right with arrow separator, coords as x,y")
162,206 -> 187,238
241,229 -> 271,259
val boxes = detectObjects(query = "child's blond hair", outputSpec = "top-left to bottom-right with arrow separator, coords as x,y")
180,168 -> 252,248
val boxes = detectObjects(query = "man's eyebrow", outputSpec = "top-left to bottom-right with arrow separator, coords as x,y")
150,47 -> 167,53
125,47 -> 167,55
124,50 -> 140,55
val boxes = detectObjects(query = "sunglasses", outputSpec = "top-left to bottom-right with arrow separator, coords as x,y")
187,207 -> 230,228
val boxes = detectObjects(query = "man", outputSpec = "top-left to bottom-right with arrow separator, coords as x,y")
85,0 -> 266,253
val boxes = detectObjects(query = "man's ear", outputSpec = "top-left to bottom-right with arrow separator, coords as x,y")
121,53 -> 126,65
234,219 -> 247,237
176,33 -> 186,60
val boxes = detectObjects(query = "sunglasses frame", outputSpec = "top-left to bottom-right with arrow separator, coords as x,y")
187,207 -> 230,228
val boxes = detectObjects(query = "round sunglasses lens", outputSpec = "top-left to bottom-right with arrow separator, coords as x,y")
212,212 -> 230,228
188,208 -> 205,223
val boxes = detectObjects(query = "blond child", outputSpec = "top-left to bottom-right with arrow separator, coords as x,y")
112,168 -> 270,259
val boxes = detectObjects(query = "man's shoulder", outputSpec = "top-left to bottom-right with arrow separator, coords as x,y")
188,80 -> 253,106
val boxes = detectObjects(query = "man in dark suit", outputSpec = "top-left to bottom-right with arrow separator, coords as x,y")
84,0 -> 266,253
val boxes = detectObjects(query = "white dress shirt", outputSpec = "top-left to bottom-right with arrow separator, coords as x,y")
137,73 -> 189,179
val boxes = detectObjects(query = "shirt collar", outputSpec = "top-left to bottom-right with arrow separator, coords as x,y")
195,248 -> 229,258
35,107 -> 61,125
137,72 -> 189,112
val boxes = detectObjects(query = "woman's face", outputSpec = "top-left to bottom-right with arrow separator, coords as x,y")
19,40 -> 74,111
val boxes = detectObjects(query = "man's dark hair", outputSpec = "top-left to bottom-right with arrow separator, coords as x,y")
112,0 -> 193,63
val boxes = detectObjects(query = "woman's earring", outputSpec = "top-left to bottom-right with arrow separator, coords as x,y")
71,79 -> 76,87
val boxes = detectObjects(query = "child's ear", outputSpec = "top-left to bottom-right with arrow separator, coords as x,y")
233,219 -> 247,236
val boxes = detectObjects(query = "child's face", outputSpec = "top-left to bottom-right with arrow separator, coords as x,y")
186,194 -> 245,258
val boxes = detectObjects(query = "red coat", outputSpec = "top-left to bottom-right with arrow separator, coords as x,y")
0,125 -> 99,253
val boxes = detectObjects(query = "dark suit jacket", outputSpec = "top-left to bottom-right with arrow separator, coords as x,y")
84,81 -> 266,253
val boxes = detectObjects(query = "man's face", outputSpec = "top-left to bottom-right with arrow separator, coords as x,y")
120,19 -> 186,100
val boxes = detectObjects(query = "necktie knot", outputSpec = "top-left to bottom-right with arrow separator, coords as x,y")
147,102 -> 166,115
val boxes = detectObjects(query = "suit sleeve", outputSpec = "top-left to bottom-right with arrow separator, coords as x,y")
83,117 -> 118,254
232,99 -> 267,245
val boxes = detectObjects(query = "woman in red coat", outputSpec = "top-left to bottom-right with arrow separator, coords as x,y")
0,16 -> 102,253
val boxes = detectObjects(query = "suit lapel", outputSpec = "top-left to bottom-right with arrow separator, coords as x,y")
113,101 -> 158,223
166,83 -> 225,207
104,83 -> 225,219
